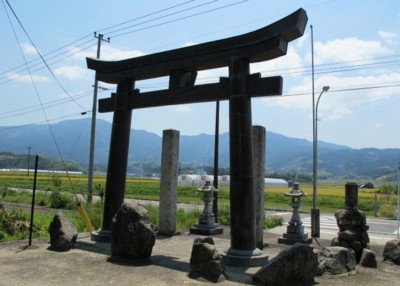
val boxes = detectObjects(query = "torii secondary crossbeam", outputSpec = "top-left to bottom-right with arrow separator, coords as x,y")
87,8 -> 307,266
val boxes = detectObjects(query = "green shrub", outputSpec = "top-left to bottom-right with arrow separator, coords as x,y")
264,215 -> 283,230
49,191 -> 74,209
357,200 -> 375,212
379,204 -> 395,218
51,173 -> 62,188
144,204 -> 159,226
377,184 -> 396,195
217,204 -> 230,226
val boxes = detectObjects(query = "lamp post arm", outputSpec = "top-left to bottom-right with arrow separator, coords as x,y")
316,90 -> 325,121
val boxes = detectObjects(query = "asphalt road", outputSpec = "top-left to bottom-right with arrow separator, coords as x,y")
275,211 -> 400,235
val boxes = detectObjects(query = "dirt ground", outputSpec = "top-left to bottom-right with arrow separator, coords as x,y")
0,227 -> 398,286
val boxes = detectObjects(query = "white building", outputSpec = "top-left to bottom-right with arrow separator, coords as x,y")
177,174 -> 288,188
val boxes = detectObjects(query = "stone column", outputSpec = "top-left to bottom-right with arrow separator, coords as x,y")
345,182 -> 358,209
224,57 -> 268,266
158,129 -> 180,236
91,78 -> 133,242
252,125 -> 266,249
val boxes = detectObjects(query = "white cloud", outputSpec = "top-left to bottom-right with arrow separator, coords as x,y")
309,37 -> 391,64
373,122 -> 383,129
263,72 -> 400,121
295,33 -> 309,49
251,45 -> 304,76
54,65 -> 88,79
378,30 -> 398,44
7,72 -> 49,83
20,42 -> 38,56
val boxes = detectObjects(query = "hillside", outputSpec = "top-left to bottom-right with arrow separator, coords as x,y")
0,119 -> 398,179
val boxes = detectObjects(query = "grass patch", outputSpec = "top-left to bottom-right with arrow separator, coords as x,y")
264,215 -> 283,230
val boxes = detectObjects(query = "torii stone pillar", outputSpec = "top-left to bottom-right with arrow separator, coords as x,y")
91,78 -> 133,242
223,58 -> 268,266
253,125 -> 266,249
158,129 -> 180,236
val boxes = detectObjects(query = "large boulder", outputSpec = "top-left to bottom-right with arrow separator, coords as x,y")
48,212 -> 78,251
111,202 -> 156,259
317,246 -> 356,275
383,239 -> 400,265
253,243 -> 317,286
189,237 -> 225,282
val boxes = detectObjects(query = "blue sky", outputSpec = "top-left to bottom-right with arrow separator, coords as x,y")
1,0 -> 399,150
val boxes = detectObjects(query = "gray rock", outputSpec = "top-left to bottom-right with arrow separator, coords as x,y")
360,248 -> 377,268
333,208 -> 370,262
318,246 -> 356,275
253,243 -> 317,286
334,209 -> 367,229
189,237 -> 225,282
48,212 -> 78,251
383,239 -> 400,265
111,202 -> 156,259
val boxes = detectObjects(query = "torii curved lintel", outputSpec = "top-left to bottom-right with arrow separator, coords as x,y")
86,8 -> 307,84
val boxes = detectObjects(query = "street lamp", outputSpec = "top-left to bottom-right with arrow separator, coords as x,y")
311,85 -> 330,238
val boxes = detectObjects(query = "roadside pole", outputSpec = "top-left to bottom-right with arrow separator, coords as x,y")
397,162 -> 399,239
87,33 -> 110,203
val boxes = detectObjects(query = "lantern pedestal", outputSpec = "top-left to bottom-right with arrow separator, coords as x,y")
278,182 -> 312,245
190,181 -> 223,235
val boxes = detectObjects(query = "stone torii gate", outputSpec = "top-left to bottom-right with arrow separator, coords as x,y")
87,8 -> 307,266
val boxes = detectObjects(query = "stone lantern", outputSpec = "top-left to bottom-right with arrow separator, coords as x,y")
278,182 -> 312,245
190,181 -> 223,235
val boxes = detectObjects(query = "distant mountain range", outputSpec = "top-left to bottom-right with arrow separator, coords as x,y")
0,119 -> 398,179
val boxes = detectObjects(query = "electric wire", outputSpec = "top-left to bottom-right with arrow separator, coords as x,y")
0,38 -> 96,83
0,34 -> 94,78
109,0 -> 249,38
1,0 -> 399,141
4,0 -> 87,111
97,0 -> 197,34
0,90 -> 93,120
0,112 -> 92,133
3,0 -> 86,198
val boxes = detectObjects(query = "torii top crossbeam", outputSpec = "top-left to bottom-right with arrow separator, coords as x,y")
87,8 -> 307,83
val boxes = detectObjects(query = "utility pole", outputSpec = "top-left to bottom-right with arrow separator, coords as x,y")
27,146 -> 31,176
87,32 -> 110,203
212,100 -> 220,222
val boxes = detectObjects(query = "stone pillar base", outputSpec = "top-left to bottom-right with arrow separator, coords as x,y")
190,224 -> 223,235
90,229 -> 111,242
278,232 -> 312,245
222,248 -> 269,267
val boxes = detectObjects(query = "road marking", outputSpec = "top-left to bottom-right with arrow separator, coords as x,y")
301,216 -> 338,230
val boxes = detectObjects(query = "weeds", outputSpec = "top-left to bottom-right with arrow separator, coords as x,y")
49,190 -> 75,209
264,215 -> 283,230
0,204 -> 46,242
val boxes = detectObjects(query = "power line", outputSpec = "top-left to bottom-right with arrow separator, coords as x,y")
0,0 -> 236,90
0,90 -> 93,120
3,0 -> 86,111
0,35 -> 94,78
109,0 -> 249,38
0,38 -> 96,83
0,111 -> 92,133
97,0 -> 196,34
